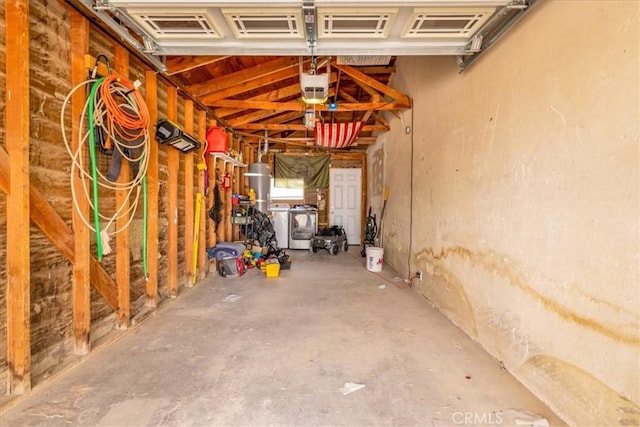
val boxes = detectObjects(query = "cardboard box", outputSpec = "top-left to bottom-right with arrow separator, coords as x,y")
251,245 -> 268,256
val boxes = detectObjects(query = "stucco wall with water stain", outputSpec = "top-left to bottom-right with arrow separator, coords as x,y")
371,1 -> 640,425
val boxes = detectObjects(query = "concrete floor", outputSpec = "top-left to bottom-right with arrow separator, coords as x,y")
1,249 -> 565,427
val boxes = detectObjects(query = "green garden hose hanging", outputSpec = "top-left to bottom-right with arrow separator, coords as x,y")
61,68 -> 151,263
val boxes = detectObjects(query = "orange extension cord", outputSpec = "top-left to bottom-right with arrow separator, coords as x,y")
99,75 -> 150,149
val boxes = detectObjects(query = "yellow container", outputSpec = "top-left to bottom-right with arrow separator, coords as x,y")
265,259 -> 280,278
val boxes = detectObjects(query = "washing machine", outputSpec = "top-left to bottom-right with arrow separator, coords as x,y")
270,203 -> 290,249
288,206 -> 318,250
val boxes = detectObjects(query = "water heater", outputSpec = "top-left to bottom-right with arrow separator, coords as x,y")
247,163 -> 270,213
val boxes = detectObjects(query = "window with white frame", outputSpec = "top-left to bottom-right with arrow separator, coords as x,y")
270,178 -> 304,200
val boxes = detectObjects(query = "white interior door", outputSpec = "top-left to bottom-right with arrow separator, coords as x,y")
330,168 -> 361,245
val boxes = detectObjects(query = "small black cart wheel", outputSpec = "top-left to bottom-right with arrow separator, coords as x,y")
342,240 -> 349,252
361,248 -> 366,257
330,244 -> 339,256
310,245 -> 318,254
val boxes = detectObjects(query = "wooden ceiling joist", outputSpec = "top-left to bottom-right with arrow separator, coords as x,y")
233,123 -> 388,132
207,99 -> 410,112
163,55 -> 406,151
189,56 -> 299,98
338,89 -> 390,128
333,63 -> 411,107
165,55 -> 230,75
200,63 -> 304,105
215,73 -> 338,119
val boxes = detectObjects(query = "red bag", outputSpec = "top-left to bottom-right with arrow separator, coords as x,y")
216,256 -> 245,278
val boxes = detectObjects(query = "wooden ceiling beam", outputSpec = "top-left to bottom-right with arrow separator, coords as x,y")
200,62 -> 305,104
333,63 -> 411,106
234,123 -> 388,132
231,111 -> 303,130
353,79 -> 381,102
338,89 -> 389,128
361,110 -> 375,124
225,87 -> 339,126
215,73 -> 338,118
261,111 -> 303,124
349,65 -> 397,74
208,99 -> 410,111
188,56 -> 299,98
227,109 -> 281,127
165,55 -> 230,75
240,135 -> 376,147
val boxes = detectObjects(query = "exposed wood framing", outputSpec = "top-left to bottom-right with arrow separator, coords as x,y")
199,62 -> 303,105
0,150 -> 8,192
189,56 -> 298,98
233,123 -> 387,132
165,55 -> 230,75
224,156 -> 233,241
338,90 -> 390,128
216,74 -> 338,120
206,119 -> 217,251
5,0 -> 31,395
70,8 -> 92,357
0,148 -> 118,308
167,87 -> 179,298
145,70 -> 159,307
114,45 -> 131,330
204,99 -> 409,111
197,110 -> 207,279
333,63 -> 411,107
183,100 -> 195,287
233,138 -> 241,196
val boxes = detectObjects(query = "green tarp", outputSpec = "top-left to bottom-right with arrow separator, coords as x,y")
274,154 -> 330,189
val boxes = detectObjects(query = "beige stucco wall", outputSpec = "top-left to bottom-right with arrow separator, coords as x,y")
369,1 -> 640,425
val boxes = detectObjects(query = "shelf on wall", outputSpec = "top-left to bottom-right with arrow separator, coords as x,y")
210,152 -> 246,168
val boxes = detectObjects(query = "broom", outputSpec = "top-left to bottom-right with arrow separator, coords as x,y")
377,187 -> 389,247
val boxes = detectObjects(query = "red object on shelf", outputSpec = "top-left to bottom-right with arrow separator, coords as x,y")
205,126 -> 229,153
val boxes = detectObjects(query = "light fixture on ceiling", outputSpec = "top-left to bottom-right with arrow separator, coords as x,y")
304,106 -> 316,129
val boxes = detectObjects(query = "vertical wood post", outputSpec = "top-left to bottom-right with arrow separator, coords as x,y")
5,0 -> 31,395
222,163 -> 234,241
183,101 -> 195,287
167,87 -> 179,298
70,8 -> 92,357
145,70 -> 159,307
207,155 -> 216,249
241,144 -> 251,194
233,137 -> 241,195
114,45 -> 131,329
197,111 -> 207,279
207,119 -> 218,247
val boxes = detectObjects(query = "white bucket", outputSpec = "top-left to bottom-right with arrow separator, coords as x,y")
366,247 -> 384,272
